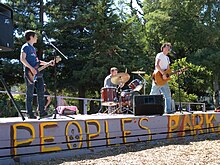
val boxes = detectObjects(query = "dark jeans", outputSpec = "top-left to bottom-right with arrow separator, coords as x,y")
25,76 -> 45,115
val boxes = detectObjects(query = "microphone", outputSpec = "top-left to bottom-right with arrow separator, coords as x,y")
42,31 -> 50,41
170,49 -> 177,55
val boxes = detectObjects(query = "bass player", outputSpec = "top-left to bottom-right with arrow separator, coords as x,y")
150,42 -> 172,114
20,30 -> 55,119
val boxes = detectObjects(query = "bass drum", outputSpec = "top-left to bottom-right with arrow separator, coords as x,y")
121,89 -> 140,109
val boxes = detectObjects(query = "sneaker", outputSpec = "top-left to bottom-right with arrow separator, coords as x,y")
165,112 -> 174,114
40,111 -> 48,118
28,114 -> 37,119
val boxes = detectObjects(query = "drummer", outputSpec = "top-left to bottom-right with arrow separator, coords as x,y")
104,67 -> 119,88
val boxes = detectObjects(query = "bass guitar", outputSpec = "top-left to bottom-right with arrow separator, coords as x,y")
152,67 -> 189,86
25,56 -> 61,84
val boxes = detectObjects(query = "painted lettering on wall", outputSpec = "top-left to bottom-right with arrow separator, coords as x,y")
8,114 -> 220,157
167,114 -> 218,138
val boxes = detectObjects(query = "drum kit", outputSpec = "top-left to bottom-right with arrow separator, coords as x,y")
101,70 -> 146,114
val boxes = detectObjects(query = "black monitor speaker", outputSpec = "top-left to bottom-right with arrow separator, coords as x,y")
0,3 -> 13,52
133,95 -> 164,116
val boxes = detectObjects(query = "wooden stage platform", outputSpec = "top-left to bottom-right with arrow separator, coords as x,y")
0,110 -> 220,164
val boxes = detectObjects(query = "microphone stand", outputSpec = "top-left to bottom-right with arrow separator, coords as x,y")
177,63 -> 183,113
171,51 -> 183,113
175,57 -> 192,114
42,32 -> 68,119
137,73 -> 146,95
52,50 -> 58,119
43,32 -> 68,60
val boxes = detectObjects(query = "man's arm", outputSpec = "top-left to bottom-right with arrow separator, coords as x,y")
155,59 -> 164,75
39,60 -> 55,66
104,76 -> 108,87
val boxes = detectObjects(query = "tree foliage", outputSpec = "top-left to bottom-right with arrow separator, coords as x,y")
142,0 -> 220,108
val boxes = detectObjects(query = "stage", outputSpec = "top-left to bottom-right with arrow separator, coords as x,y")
0,110 -> 220,164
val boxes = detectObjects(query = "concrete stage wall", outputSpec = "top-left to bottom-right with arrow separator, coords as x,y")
0,111 -> 219,164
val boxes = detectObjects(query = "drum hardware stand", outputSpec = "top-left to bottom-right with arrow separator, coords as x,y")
110,83 -> 134,114
0,75 -> 25,121
100,104 -> 118,114
118,84 -> 123,114
122,104 -> 134,114
137,74 -> 146,95
108,84 -> 123,114
131,71 -> 146,95
97,104 -> 103,113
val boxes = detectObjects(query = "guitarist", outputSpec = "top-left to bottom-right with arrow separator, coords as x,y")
150,43 -> 173,114
20,30 -> 55,119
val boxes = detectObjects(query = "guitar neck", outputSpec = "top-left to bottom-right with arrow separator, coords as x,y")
169,67 -> 188,76
169,70 -> 178,76
38,62 -> 52,72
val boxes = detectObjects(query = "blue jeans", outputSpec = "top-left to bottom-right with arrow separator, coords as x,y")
150,81 -> 172,113
25,76 -> 45,115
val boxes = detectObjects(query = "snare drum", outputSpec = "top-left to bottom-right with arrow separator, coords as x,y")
101,87 -> 117,106
128,79 -> 143,91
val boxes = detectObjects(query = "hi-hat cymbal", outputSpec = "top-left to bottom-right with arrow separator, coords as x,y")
132,71 -> 145,74
111,73 -> 130,85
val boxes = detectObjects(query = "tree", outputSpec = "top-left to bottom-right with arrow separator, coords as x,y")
45,0 -> 132,112
142,0 -> 220,108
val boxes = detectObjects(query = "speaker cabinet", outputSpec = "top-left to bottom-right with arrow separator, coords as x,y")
0,3 -> 13,51
133,95 -> 164,116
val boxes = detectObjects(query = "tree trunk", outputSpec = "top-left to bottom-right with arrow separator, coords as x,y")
38,0 -> 44,59
213,73 -> 219,109
78,86 -> 86,114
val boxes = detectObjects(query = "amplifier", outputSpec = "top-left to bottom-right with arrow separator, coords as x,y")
133,95 -> 164,116
0,4 -> 13,51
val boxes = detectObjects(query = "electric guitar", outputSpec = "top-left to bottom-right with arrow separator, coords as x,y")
152,67 -> 189,86
25,56 -> 61,84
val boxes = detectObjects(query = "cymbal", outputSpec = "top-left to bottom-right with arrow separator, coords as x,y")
111,73 -> 130,85
132,71 -> 145,74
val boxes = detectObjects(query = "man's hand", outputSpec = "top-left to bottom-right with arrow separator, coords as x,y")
30,67 -> 37,75
162,74 -> 169,80
44,106 -> 48,110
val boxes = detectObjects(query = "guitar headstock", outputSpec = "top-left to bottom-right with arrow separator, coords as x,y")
176,66 -> 189,75
55,56 -> 62,63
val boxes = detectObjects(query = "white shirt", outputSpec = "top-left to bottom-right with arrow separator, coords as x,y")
104,74 -> 117,87
155,52 -> 170,71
